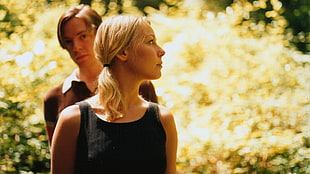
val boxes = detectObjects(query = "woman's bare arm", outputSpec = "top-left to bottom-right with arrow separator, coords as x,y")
159,105 -> 178,174
50,105 -> 81,174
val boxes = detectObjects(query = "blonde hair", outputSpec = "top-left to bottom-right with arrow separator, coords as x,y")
94,15 -> 149,121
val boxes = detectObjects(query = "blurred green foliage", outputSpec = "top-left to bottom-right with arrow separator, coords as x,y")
0,99 -> 49,173
0,0 -> 309,173
245,0 -> 310,53
0,4 -> 22,37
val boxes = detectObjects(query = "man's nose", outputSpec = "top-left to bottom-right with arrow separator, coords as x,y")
73,40 -> 82,51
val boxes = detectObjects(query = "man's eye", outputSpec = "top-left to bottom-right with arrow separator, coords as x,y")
65,40 -> 72,44
149,40 -> 154,44
81,34 -> 88,39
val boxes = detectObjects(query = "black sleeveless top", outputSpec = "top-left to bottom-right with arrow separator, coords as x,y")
75,101 -> 167,174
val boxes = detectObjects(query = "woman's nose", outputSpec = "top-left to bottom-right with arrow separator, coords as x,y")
158,46 -> 165,57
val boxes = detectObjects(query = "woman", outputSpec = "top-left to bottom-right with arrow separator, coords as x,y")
51,15 -> 178,174
44,5 -> 158,144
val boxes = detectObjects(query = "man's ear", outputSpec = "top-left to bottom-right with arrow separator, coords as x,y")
115,49 -> 128,62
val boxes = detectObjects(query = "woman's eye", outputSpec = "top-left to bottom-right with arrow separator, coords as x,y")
149,40 -> 154,44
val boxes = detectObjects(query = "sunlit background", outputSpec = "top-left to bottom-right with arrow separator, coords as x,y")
0,0 -> 309,173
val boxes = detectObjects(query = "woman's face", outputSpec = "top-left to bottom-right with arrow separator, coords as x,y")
63,17 -> 97,68
126,23 -> 166,80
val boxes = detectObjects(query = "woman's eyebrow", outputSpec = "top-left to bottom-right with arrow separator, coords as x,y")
146,34 -> 155,37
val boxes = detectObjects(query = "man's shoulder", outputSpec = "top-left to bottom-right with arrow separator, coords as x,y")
43,83 -> 64,102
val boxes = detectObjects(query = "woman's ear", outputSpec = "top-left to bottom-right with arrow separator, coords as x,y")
115,49 -> 128,62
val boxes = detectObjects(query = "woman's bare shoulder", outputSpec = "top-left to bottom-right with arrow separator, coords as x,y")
57,104 -> 81,128
60,105 -> 80,119
157,104 -> 174,124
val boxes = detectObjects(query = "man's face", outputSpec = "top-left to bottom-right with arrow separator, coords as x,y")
63,17 -> 96,67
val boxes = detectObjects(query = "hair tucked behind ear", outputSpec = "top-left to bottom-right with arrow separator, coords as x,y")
94,15 -> 148,121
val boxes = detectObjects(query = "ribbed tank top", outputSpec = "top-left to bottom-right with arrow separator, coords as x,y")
75,101 -> 167,174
